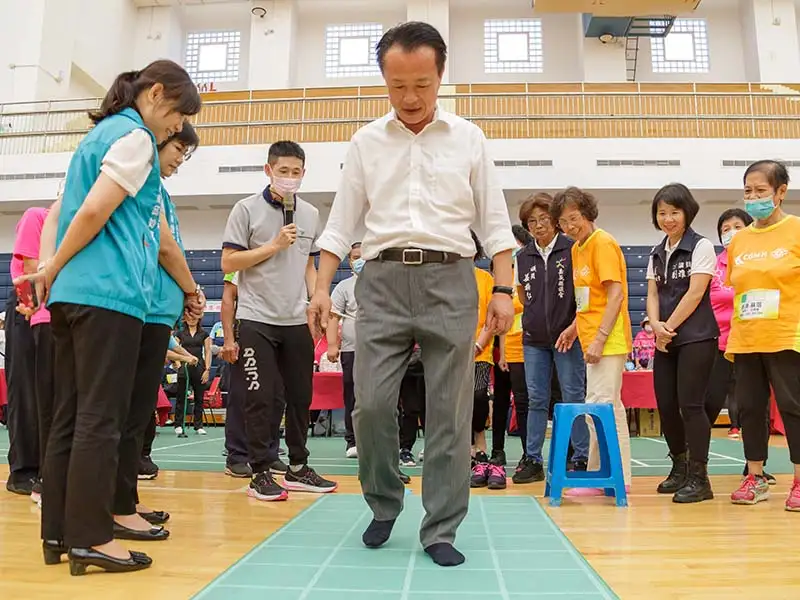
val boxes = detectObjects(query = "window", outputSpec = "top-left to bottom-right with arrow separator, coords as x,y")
651,19 -> 709,74
185,31 -> 241,83
325,23 -> 383,78
484,19 -> 543,74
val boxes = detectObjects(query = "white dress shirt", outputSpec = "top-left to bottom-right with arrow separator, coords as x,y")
316,108 -> 515,261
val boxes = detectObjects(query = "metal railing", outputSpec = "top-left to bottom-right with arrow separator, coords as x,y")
2,83 -> 800,155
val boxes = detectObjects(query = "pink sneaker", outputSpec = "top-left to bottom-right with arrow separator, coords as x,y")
731,474 -> 769,505
470,463 -> 490,488
487,464 -> 507,490
785,479 -> 800,512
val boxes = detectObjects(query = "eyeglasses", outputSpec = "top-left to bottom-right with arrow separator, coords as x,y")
527,217 -> 552,227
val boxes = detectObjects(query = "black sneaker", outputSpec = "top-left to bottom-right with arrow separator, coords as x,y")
269,459 -> 288,474
247,471 -> 288,502
138,456 -> 159,480
490,449 -> 507,466
399,471 -> 411,485
225,462 -> 253,478
399,450 -> 416,467
283,465 -> 338,493
512,457 -> 545,484
570,458 -> 588,472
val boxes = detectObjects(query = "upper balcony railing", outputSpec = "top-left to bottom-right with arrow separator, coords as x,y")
2,82 -> 800,155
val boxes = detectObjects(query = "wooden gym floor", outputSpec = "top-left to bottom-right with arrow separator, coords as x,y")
1,431 -> 798,599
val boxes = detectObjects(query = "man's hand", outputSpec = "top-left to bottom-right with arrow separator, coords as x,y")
555,323 -> 578,353
184,289 -> 206,319
221,341 -> 239,364
327,346 -> 340,363
307,290 -> 332,340
485,293 -> 514,335
274,224 -> 297,250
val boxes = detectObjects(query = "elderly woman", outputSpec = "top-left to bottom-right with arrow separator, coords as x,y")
551,187 -> 632,495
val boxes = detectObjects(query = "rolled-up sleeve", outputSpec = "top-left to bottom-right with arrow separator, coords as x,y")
469,128 -> 515,258
316,139 -> 368,260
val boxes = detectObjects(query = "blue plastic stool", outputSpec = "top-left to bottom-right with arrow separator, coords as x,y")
544,403 -> 628,507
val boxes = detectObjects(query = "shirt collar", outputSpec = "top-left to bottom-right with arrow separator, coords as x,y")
262,185 -> 283,209
385,106 -> 453,131
536,233 -> 558,255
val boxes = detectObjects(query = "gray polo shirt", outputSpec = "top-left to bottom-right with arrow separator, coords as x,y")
331,275 -> 358,352
223,191 -> 319,327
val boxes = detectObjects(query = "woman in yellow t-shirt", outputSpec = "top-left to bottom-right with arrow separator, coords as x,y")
552,187 -> 632,496
726,160 -> 800,511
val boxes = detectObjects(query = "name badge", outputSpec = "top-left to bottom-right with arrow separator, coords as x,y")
511,313 -> 523,334
575,286 -> 590,313
736,289 -> 780,320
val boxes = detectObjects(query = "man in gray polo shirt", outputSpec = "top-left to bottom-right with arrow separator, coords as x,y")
222,140 -> 337,502
325,243 -> 363,458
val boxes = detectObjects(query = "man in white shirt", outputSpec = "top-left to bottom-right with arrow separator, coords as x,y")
308,21 -> 515,567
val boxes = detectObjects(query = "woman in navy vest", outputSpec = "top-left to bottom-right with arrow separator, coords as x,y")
646,183 -> 719,503
19,62 -> 203,575
512,193 -> 590,485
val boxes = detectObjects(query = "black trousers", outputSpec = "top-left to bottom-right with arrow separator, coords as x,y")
341,351 -> 356,448
224,356 -> 249,466
704,349 -> 734,426
399,365 -> 426,452
472,362 -> 492,434
142,413 -> 156,457
113,324 -> 171,516
33,323 -> 55,473
653,339 -> 717,463
238,320 -> 313,472
5,291 -> 39,482
175,363 -> 206,429
492,362 -> 529,454
735,351 -> 800,464
42,303 -> 142,547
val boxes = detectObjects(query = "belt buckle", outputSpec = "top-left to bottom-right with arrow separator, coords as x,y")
402,249 -> 424,265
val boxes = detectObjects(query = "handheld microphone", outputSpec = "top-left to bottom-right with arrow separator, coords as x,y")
283,192 -> 295,226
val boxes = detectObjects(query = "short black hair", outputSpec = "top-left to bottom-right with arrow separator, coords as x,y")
376,21 -> 447,76
651,183 -> 700,230
511,224 -> 533,247
744,160 -> 790,191
267,140 -> 305,166
716,208 -> 753,243
349,242 -> 362,257
158,121 -> 200,153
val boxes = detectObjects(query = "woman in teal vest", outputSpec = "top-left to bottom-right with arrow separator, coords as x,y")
26,61 -> 203,576
111,122 -> 201,540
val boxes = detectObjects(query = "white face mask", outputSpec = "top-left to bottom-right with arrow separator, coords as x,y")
271,176 -> 302,196
721,229 -> 739,248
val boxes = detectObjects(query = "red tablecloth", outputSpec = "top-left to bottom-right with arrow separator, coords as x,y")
312,372 -> 345,410
621,370 -> 656,409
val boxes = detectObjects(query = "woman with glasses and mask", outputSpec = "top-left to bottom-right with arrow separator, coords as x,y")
725,160 -> 800,510
513,193 -> 590,485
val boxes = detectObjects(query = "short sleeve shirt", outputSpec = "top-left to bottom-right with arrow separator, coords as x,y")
331,276 -> 358,352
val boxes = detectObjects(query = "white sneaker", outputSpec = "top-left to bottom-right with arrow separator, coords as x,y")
196,428 -> 207,435
345,446 -> 358,459
418,449 -> 424,463
174,427 -> 184,436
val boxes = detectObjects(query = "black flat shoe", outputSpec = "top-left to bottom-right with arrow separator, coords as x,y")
43,540 -> 68,565
113,522 -> 170,541
138,510 -> 170,525
67,547 -> 152,576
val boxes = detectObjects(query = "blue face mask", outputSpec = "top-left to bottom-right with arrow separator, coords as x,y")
744,196 -> 776,220
352,258 -> 365,274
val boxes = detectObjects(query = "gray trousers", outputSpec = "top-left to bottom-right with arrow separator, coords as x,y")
353,258 -> 477,548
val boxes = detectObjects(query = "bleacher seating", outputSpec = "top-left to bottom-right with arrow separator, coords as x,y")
0,246 -> 660,336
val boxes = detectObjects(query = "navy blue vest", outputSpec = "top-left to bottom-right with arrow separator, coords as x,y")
650,228 -> 719,347
516,234 -> 577,347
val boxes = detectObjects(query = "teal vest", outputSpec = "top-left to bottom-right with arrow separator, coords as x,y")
146,186 -> 185,327
48,108 -> 161,321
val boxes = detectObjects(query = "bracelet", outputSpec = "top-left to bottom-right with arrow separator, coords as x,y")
37,262 -> 47,272
597,327 -> 610,338
475,343 -> 483,352
186,284 -> 202,296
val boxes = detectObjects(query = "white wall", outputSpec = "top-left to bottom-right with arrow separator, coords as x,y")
72,0 -> 137,90
133,5 -> 186,68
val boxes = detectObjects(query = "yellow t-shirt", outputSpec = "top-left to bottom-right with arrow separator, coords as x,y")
725,215 -> 800,356
475,267 -> 495,364
504,292 -> 525,364
571,229 -> 632,356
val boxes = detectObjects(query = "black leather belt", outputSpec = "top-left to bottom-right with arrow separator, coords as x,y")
377,248 -> 463,265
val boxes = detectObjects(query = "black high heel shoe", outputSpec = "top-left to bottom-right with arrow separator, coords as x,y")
113,522 -> 170,541
42,540 -> 68,565
67,547 -> 152,576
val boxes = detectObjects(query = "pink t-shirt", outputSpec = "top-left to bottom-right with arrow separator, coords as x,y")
709,250 -> 734,351
12,207 -> 50,326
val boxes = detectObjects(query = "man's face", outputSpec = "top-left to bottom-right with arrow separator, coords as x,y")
159,140 -> 189,178
349,246 -> 362,268
266,156 -> 305,181
382,45 -> 442,134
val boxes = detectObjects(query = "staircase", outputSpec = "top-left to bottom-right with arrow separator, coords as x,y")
624,16 -> 676,82
625,36 -> 640,82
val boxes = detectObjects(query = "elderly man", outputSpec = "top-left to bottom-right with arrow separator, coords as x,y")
308,21 -> 515,567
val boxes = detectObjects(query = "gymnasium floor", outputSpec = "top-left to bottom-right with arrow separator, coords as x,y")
1,428 -> 799,600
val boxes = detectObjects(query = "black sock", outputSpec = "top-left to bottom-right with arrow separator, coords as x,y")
362,518 -> 396,548
424,542 -> 465,567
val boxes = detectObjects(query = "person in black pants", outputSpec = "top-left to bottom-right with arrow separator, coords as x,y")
174,314 -> 211,435
399,346 -> 426,465
646,184 -> 720,504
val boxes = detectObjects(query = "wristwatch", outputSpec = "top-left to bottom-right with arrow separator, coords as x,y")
492,285 -> 514,297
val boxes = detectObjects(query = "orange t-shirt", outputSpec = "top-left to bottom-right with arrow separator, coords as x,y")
571,229 -> 632,356
725,215 -> 800,357
475,267 -> 495,364
504,290 -> 525,364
